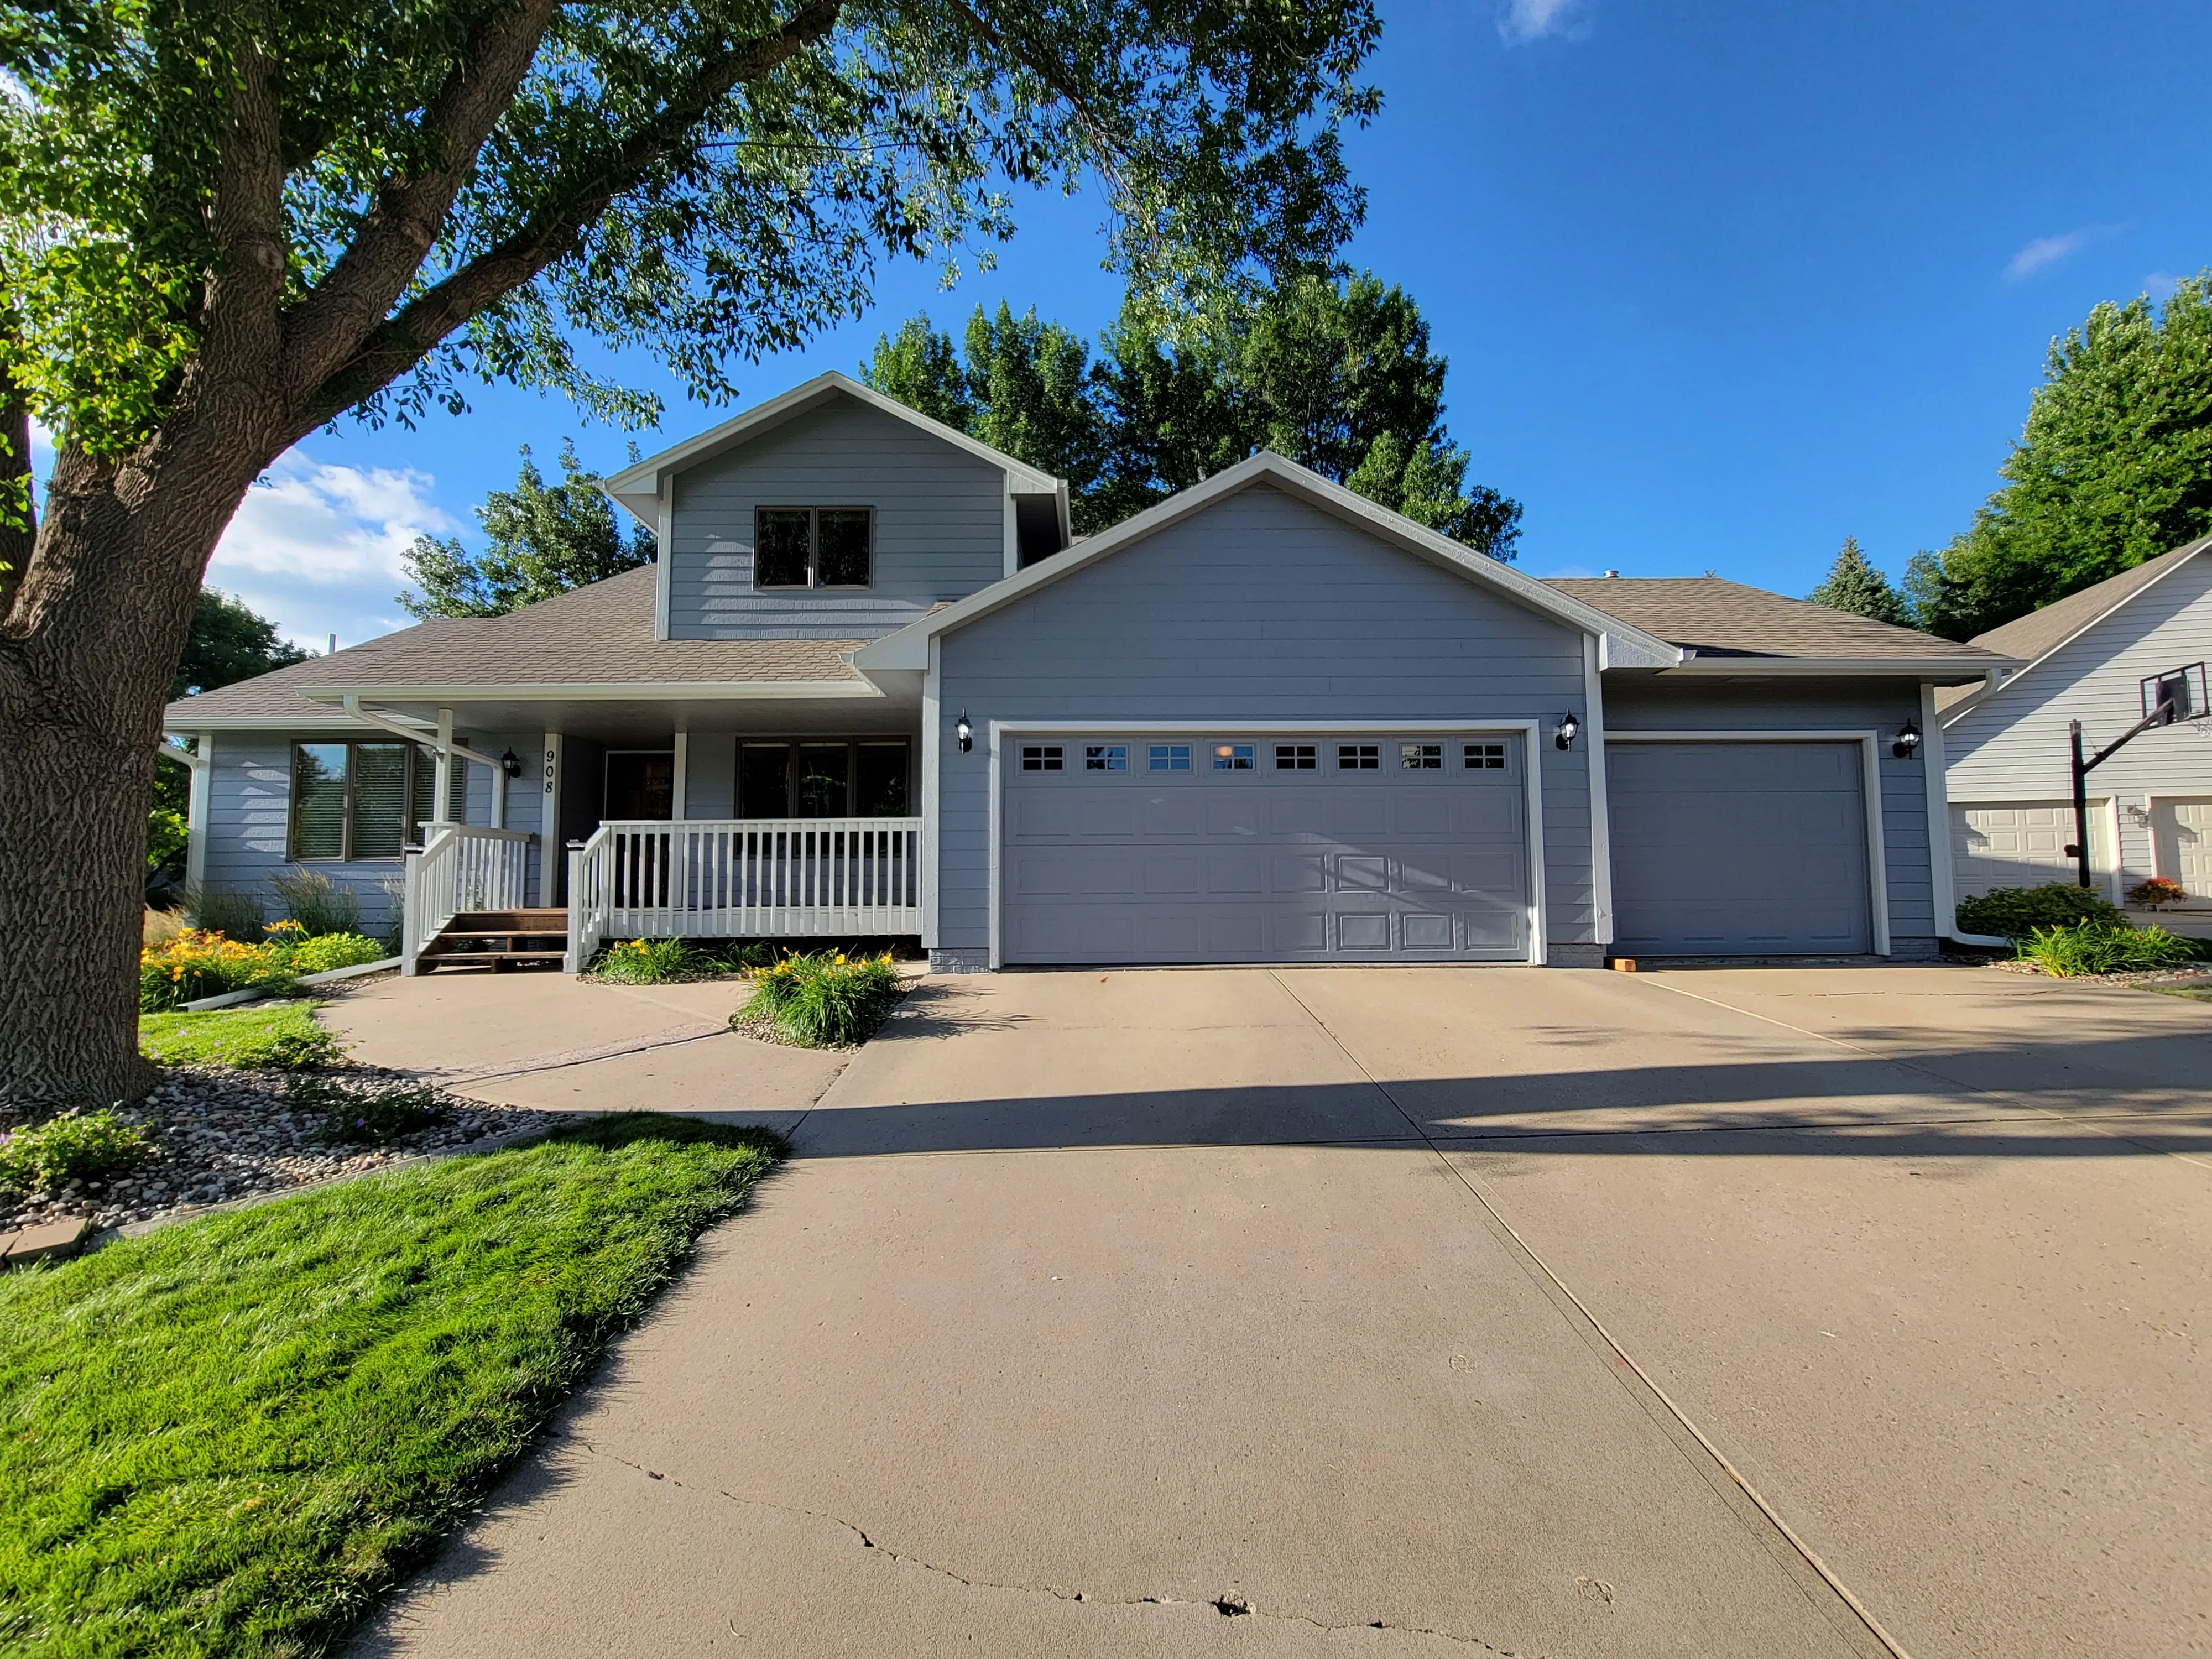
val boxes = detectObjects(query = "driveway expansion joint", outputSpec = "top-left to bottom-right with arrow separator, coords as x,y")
571,1436 -> 1516,1650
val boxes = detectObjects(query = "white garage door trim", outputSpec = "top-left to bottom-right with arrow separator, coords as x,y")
1606,730 -> 1891,956
988,718 -> 1548,969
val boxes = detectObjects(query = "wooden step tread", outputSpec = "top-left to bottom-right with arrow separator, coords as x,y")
421,951 -> 567,969
426,926 -> 567,941
446,910 -> 567,926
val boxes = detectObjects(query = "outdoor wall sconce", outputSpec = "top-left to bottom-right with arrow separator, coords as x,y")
1554,712 -> 1582,750
1892,721 -> 1921,760
499,747 -> 524,778
956,712 -> 973,753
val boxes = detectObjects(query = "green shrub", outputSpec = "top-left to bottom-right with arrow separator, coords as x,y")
0,1110 -> 153,1196
290,1075 -> 446,1145
737,950 -> 900,1047
2017,920 -> 2205,977
140,1004 -> 344,1070
1957,883 -> 2122,938
147,806 -> 189,873
285,931 -> 389,975
269,866 -> 363,937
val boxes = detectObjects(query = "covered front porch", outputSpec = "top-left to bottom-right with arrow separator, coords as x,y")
363,687 -> 926,975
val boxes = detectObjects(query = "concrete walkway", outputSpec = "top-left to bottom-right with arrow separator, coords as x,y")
348,964 -> 2212,1659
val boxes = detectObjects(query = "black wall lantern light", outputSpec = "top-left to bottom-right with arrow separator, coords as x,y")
1553,712 -> 1582,750
1892,721 -> 1921,760
956,712 -> 973,753
499,747 -> 524,778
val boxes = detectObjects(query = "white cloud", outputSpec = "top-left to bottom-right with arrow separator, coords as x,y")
206,449 -> 457,649
2146,271 -> 2185,302
1541,562 -> 1599,578
1498,0 -> 1584,44
2004,231 -> 2087,283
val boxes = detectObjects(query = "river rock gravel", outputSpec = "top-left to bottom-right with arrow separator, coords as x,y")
0,1067 -> 573,1235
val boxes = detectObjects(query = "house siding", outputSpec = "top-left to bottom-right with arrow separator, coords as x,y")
666,399 -> 1008,640
1944,555 -> 2212,893
195,729 -> 546,932
929,483 -> 1597,958
1602,680 -> 1939,953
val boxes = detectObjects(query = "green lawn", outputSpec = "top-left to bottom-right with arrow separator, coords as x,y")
0,1114 -> 784,1657
137,1002 -> 341,1070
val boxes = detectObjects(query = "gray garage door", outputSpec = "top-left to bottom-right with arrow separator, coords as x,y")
1001,733 -> 1531,964
1608,740 -> 1872,956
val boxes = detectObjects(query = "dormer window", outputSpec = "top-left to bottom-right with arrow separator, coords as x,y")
755,507 -> 873,589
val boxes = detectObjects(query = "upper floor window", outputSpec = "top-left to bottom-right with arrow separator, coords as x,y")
755,507 -> 873,589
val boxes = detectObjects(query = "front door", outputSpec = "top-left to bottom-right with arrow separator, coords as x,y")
606,751 -> 674,820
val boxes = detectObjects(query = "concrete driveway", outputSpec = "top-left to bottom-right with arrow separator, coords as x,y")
353,964 -> 2212,1659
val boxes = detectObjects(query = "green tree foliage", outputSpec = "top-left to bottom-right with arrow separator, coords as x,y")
173,589 -> 308,701
1807,536 -> 1914,627
863,275 -> 1521,555
1908,275 -> 2212,639
401,442 -> 654,618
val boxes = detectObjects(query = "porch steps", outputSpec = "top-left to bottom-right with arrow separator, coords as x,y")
417,909 -> 568,973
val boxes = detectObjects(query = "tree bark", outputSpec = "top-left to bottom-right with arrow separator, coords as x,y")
0,411 -> 278,1116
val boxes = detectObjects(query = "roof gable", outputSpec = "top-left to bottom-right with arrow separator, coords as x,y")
600,370 -> 1065,526
1940,536 -> 2212,721
854,453 -> 1682,672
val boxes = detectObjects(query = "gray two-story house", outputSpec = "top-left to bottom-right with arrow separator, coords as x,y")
164,371 -> 2011,973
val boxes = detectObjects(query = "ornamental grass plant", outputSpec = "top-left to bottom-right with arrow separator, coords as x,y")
737,950 -> 900,1047
2016,920 -> 2205,977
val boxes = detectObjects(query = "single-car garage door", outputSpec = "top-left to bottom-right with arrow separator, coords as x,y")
1001,732 -> 1532,964
1608,740 -> 1872,956
1950,800 -> 2115,900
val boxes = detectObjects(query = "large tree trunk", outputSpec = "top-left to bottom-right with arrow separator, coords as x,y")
0,422 -> 274,1117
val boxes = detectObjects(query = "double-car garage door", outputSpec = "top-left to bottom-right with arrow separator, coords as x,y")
1001,732 -> 1532,964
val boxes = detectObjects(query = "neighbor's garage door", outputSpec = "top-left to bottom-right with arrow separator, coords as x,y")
1950,801 -> 2114,900
1001,733 -> 1531,964
1608,740 -> 1871,955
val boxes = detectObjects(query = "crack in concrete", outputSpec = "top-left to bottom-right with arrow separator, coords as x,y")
566,1436 -> 1518,1651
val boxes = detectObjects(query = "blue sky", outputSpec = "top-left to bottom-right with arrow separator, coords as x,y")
143,0 -> 2212,648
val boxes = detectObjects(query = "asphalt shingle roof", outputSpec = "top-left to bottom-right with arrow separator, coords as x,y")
1963,539 -> 2210,665
1545,576 -> 2002,663
163,566 -> 863,724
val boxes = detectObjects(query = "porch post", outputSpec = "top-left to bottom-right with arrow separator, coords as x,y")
432,707 -> 454,825
540,732 -> 563,906
671,729 -> 688,820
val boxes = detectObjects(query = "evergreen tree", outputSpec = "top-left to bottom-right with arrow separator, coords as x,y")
865,277 -> 1522,557
172,589 -> 308,700
1808,536 -> 1915,627
1908,274 -> 2212,638
400,442 -> 654,618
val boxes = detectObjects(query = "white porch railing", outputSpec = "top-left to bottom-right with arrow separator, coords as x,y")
402,825 -> 535,975
566,817 -> 923,972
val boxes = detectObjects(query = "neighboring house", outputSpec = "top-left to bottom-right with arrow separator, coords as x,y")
1940,538 -> 2212,912
163,371 -> 2011,973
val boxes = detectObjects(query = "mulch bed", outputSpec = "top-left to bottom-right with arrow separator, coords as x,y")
0,1068 -> 575,1236
1987,958 -> 2212,992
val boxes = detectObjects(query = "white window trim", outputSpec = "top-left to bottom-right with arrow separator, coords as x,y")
1605,730 -> 1891,956
987,718 -> 1548,971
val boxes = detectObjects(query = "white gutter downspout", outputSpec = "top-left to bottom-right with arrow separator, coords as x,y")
1919,682 -> 2010,949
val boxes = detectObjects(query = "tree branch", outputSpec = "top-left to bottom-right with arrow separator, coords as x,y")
281,0 -> 565,397
199,30 -> 291,384
299,1 -> 845,426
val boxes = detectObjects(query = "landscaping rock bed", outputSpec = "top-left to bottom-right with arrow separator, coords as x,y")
1989,958 -> 2212,992
0,1068 -> 571,1235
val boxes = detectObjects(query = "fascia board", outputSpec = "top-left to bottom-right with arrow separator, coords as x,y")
600,371 -> 1061,528
297,680 -> 882,703
854,452 -> 1681,670
1939,538 -> 2211,727
163,713 -> 375,733
1656,655 -> 2020,681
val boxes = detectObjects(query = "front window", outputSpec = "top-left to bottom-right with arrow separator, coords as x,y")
291,741 -> 455,860
754,507 -> 874,589
737,739 -> 910,816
